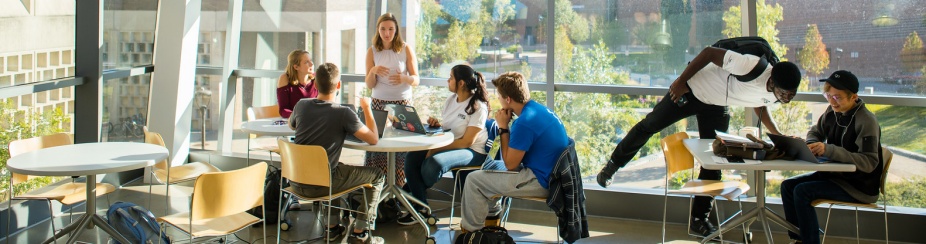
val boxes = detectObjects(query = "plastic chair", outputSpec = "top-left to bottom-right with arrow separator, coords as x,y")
246,105 -> 282,166
659,132 -> 750,243
143,131 -> 221,215
156,162 -> 268,243
813,147 -> 893,244
5,133 -> 116,244
276,138 -> 375,243
444,119 -> 501,229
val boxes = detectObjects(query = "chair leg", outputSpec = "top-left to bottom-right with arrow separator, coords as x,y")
883,206 -> 888,244
713,198 -> 724,243
738,195 -> 749,244
855,207 -> 860,244
6,185 -> 13,243
822,204 -> 833,244
661,189 -> 668,244
449,170 -> 461,228
47,200 -> 58,244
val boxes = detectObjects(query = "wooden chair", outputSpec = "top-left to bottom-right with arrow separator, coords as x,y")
276,138 -> 374,243
5,133 -> 116,243
246,105 -> 282,165
813,148 -> 894,244
143,131 -> 222,215
659,132 -> 750,243
156,162 -> 268,243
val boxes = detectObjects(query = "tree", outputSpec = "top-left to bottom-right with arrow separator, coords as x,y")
797,24 -> 830,77
722,0 -> 788,59
538,0 -> 590,44
0,99 -> 71,200
900,31 -> 925,73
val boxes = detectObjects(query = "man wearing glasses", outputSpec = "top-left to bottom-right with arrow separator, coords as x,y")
781,70 -> 883,244
595,45 -> 803,237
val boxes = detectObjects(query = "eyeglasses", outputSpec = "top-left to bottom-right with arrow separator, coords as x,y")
773,87 -> 796,103
822,93 -> 846,102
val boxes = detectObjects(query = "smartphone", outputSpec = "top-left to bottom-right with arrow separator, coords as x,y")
727,156 -> 745,163
676,94 -> 689,107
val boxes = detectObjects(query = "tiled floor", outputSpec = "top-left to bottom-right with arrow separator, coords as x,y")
5,182 -> 882,244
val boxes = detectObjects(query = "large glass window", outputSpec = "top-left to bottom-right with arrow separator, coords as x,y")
102,75 -> 151,143
415,0 -> 541,81
0,1 -> 77,199
103,0 -> 158,69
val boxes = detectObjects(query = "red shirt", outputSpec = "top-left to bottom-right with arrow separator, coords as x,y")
276,81 -> 318,118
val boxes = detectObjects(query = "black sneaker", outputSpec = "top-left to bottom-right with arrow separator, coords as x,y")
348,231 -> 385,244
596,160 -> 620,187
689,218 -> 718,237
326,225 -> 346,241
397,210 -> 430,226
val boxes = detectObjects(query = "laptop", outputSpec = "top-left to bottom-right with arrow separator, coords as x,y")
385,104 -> 445,135
343,104 -> 389,143
767,133 -> 829,164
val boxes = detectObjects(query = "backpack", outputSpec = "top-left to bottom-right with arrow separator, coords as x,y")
711,36 -> 780,82
106,201 -> 171,244
455,226 -> 516,244
247,165 -> 290,225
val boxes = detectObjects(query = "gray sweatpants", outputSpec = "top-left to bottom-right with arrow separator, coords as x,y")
291,163 -> 385,230
461,168 -> 549,232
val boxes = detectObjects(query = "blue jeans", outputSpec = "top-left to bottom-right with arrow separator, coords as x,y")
781,173 -> 860,244
404,148 -> 490,209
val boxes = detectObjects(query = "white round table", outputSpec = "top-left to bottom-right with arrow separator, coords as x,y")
343,129 -> 454,236
6,142 -> 169,244
241,119 -> 295,164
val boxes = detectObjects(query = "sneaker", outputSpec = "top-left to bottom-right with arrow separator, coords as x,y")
397,210 -> 431,226
596,159 -> 620,187
325,225 -> 346,241
689,218 -> 718,237
788,240 -> 803,244
348,231 -> 385,244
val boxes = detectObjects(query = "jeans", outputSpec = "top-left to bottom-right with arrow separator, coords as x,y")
607,92 -> 729,219
781,173 -> 860,244
404,148 -> 488,209
291,163 -> 385,230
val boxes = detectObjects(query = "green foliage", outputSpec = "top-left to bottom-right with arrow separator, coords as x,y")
0,99 -> 71,201
885,177 -> 926,208
722,0 -> 788,59
900,31 -> 925,73
797,24 -> 830,76
867,104 -> 926,154
538,0 -> 590,44
433,21 -> 484,63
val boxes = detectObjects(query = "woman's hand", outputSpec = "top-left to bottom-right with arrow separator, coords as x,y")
370,66 -> 390,77
427,116 -> 441,127
388,73 -> 407,85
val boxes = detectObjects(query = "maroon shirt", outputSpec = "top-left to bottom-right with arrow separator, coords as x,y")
276,81 -> 318,118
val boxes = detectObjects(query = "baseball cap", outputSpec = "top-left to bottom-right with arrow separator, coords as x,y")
820,70 -> 859,93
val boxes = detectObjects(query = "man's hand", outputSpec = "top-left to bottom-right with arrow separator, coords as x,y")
808,142 -> 826,156
669,79 -> 690,103
359,97 -> 372,109
495,109 -> 512,129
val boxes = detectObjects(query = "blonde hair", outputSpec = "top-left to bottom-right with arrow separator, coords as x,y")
372,13 -> 404,53
284,50 -> 311,86
491,72 -> 530,103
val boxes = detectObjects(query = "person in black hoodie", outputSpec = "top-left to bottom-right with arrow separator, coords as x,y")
780,70 -> 884,244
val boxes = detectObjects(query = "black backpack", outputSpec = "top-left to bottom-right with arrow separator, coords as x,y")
711,36 -> 780,81
247,165 -> 289,224
106,201 -> 171,244
455,226 -> 516,244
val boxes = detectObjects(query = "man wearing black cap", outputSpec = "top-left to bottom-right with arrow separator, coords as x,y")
595,46 -> 803,237
780,70 -> 884,244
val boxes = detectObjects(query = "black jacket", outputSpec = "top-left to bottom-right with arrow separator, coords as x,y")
545,139 -> 589,243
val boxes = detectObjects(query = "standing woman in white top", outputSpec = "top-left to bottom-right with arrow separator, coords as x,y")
365,12 -> 420,187
397,65 -> 497,224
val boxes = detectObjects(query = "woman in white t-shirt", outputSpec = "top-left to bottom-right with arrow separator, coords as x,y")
398,65 -> 491,224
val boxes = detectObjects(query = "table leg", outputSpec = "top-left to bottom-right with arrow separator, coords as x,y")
42,175 -> 132,244
386,152 -> 432,234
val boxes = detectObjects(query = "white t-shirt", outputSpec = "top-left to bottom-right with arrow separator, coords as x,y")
441,94 -> 488,154
688,50 -> 779,108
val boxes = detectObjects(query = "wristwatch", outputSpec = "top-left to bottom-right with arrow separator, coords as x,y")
498,128 -> 510,135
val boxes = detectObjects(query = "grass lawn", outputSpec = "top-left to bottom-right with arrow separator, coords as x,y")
868,104 -> 926,154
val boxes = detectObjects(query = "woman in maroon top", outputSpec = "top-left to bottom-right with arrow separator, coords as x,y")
277,50 -> 319,118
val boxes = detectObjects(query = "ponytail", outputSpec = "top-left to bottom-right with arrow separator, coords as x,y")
467,71 -> 490,115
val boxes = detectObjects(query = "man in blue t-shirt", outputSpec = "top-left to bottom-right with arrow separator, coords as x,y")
460,72 -> 569,233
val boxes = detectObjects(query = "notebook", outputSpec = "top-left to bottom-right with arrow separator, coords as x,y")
343,104 -> 388,143
386,104 -> 445,135
479,136 -> 518,174
767,133 -> 829,164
